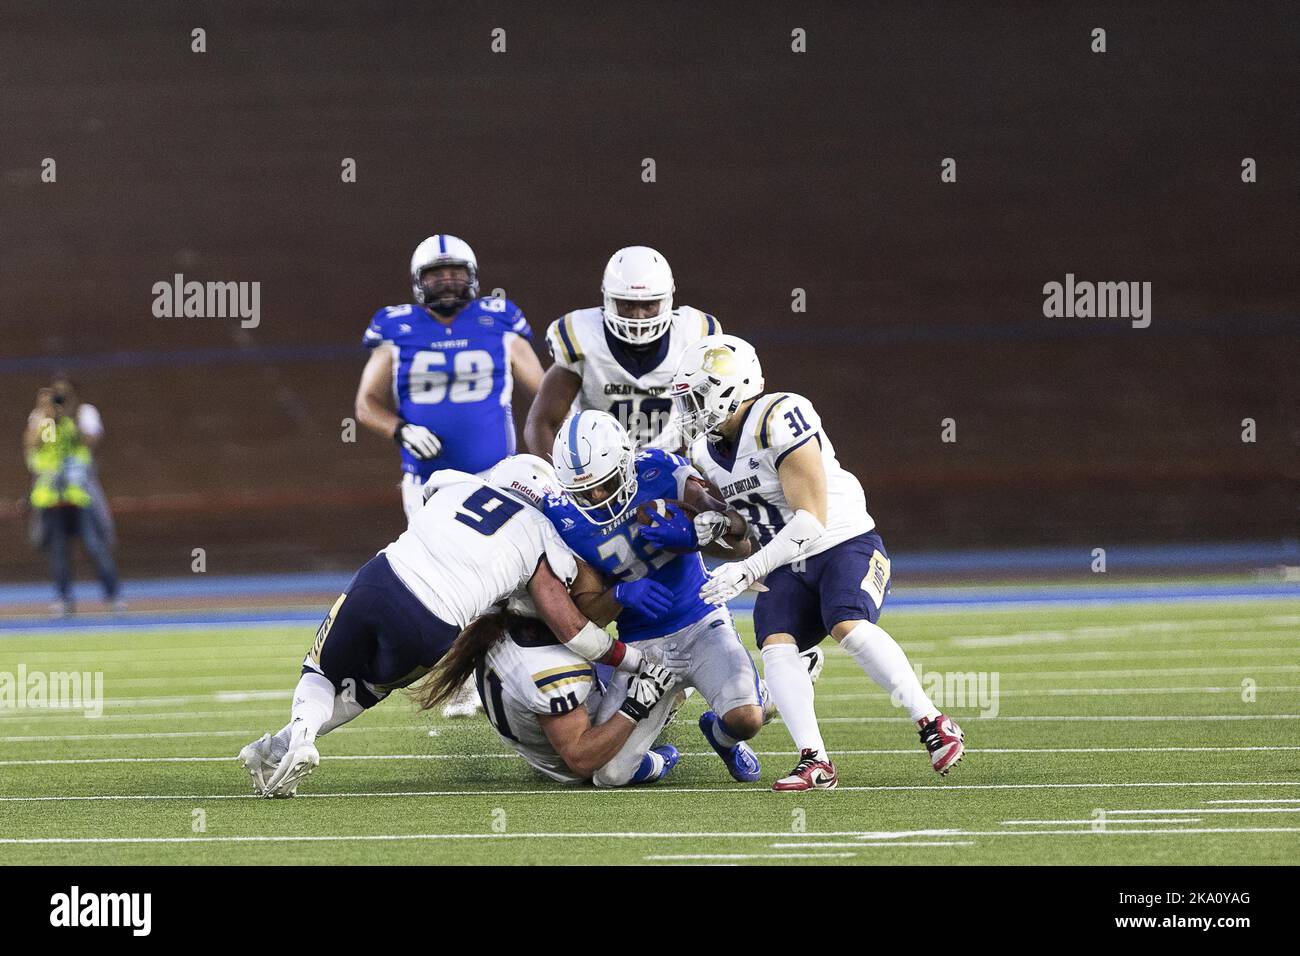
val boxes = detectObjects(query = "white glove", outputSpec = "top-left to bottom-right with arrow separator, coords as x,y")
694,511 -> 735,549
395,421 -> 441,460
639,641 -> 691,676
699,560 -> 756,606
618,663 -> 680,722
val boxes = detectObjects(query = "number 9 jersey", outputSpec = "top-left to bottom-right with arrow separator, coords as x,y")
546,306 -> 720,450
687,392 -> 874,557
363,297 -> 532,479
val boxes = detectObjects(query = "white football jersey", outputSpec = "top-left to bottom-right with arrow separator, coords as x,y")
687,392 -> 873,560
382,477 -> 578,628
545,306 -> 721,449
478,623 -> 602,784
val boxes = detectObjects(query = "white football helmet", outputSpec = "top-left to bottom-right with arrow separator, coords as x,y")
552,410 -> 638,526
601,246 -> 674,345
410,234 -> 479,310
487,454 -> 559,511
671,334 -> 764,444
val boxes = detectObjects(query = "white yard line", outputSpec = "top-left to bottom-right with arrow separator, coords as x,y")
999,818 -> 1202,825
815,714 -> 1299,723
1103,807 -> 1300,815
0,781 -> 1295,802
2,826 -> 1296,847
2,745 -> 1296,766
1204,798 -> 1300,804
644,852 -> 860,860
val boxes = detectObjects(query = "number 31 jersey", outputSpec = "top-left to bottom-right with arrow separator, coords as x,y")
364,298 -> 532,479
545,306 -> 719,449
687,392 -> 874,560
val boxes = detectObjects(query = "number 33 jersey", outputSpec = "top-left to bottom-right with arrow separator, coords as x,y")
363,298 -> 532,479
687,392 -> 874,560
545,306 -> 720,449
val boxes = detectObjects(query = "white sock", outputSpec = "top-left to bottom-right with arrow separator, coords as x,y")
317,691 -> 366,737
286,671 -> 335,748
838,621 -> 938,723
761,643 -> 828,760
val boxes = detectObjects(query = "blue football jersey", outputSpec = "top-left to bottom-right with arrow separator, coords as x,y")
363,298 -> 532,479
543,448 -> 714,643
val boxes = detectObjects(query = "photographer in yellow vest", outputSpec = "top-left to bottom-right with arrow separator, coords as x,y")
25,382 -> 121,615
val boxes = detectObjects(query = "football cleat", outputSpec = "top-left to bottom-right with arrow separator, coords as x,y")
698,711 -> 761,782
262,741 -> 319,798
441,675 -> 484,719
918,713 -> 965,775
800,646 -> 825,684
238,733 -> 280,795
772,749 -> 838,791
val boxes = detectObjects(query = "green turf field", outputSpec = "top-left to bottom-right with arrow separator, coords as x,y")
1,598 -> 1297,865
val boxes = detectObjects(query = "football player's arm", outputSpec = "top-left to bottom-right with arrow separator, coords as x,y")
524,364 -> 581,459
569,558 -> 621,628
735,439 -> 826,576
355,346 -> 402,439
681,476 -> 755,559
526,560 -> 643,671
509,336 -> 545,401
537,706 -> 636,780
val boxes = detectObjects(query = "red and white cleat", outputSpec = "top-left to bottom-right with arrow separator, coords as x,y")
918,714 -> 964,775
772,749 -> 838,791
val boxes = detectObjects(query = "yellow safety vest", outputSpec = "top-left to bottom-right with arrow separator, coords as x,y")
28,416 -> 93,509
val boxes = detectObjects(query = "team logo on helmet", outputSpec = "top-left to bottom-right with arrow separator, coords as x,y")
701,347 -> 737,376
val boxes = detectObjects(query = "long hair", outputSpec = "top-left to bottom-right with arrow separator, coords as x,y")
409,610 -> 509,712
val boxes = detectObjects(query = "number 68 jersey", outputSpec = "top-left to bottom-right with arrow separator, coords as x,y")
686,392 -> 874,559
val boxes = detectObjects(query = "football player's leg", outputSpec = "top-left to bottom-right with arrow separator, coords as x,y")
822,534 -> 962,773
754,566 -> 831,764
400,474 -> 424,522
261,586 -> 390,797
682,612 -> 764,782
822,534 -> 936,722
591,675 -> 680,787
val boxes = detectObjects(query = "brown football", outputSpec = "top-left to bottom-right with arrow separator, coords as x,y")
635,498 -> 701,552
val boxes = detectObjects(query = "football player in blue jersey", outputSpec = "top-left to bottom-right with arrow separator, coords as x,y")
355,234 -> 544,718
355,234 -> 545,521
545,409 -> 767,782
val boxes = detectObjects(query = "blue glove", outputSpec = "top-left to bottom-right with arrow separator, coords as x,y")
614,578 -> 675,617
639,503 -> 698,551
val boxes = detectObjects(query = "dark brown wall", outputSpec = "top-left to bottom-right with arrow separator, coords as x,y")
2,1 -> 1296,578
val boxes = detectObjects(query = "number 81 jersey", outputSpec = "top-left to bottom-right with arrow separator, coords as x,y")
687,392 -> 874,559
364,297 -> 532,479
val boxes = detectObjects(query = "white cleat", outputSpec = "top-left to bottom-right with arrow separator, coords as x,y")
238,733 -> 280,795
262,741 -> 319,798
441,675 -> 484,719
800,646 -> 826,684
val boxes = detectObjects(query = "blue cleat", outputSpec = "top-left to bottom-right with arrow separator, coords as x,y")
698,711 -> 761,782
630,744 -> 679,784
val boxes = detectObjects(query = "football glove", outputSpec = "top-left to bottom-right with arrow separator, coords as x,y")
698,560 -> 757,606
640,641 -> 691,676
394,421 -> 442,460
618,662 -> 679,722
613,578 -> 675,617
693,510 -> 736,549
638,503 -> 698,551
